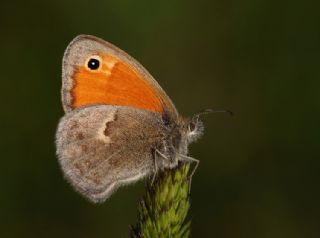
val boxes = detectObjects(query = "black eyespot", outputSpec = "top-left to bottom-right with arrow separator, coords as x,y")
87,58 -> 100,70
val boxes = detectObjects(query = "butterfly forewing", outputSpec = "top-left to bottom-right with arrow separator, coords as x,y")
62,35 -> 178,121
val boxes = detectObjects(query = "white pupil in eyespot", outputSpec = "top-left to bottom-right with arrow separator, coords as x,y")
87,58 -> 100,70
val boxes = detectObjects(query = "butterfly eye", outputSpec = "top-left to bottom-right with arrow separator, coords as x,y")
188,122 -> 196,132
86,56 -> 101,70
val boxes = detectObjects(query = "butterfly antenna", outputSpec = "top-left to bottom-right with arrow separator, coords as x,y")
205,109 -> 233,116
193,108 -> 233,119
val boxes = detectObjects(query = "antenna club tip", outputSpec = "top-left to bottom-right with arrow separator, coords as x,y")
226,110 -> 234,116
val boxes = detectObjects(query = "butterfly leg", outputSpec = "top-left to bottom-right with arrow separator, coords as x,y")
150,149 -> 159,186
150,149 -> 168,184
155,149 -> 171,162
151,149 -> 174,185
177,153 -> 200,193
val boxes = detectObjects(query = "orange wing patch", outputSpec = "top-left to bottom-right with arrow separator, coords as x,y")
71,54 -> 163,113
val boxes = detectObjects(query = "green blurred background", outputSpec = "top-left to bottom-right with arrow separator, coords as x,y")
1,0 -> 319,237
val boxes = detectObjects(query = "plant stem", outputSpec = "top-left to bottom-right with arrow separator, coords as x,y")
131,163 -> 191,238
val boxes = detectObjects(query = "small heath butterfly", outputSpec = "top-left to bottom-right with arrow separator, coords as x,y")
56,35 -> 204,203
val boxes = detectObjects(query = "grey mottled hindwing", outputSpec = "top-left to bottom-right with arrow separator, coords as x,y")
55,105 -> 165,203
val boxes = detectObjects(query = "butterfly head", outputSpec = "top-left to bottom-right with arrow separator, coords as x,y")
186,116 -> 204,144
162,114 -> 204,158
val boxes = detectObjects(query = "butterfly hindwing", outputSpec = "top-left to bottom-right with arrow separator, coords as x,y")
56,105 -> 167,203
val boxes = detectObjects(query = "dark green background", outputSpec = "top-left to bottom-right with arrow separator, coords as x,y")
1,0 -> 319,237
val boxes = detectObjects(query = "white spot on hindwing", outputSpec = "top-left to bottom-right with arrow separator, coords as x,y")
96,109 -> 116,143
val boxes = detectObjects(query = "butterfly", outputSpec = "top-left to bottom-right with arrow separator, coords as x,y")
55,35 -> 204,203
